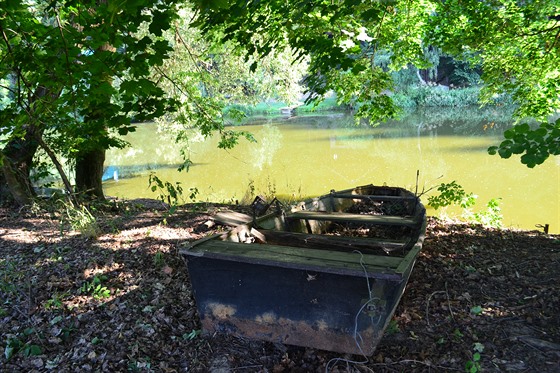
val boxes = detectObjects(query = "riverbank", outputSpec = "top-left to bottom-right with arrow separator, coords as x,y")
224,86 -> 512,118
1,200 -> 559,372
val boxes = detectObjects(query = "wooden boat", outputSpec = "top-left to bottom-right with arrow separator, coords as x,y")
279,106 -> 297,115
181,184 -> 426,355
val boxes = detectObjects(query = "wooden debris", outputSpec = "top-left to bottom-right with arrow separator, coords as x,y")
214,211 -> 252,226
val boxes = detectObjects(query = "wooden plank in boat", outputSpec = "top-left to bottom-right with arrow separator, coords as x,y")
261,229 -> 409,252
185,240 -> 404,279
287,211 -> 418,227
214,211 -> 252,226
395,220 -> 427,274
329,193 -> 418,202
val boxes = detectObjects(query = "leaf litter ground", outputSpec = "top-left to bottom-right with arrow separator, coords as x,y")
1,200 -> 559,372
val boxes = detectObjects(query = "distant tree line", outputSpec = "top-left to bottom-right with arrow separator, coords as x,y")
1,0 -> 558,206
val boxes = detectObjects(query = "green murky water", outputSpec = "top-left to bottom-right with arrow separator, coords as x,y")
104,108 -> 560,233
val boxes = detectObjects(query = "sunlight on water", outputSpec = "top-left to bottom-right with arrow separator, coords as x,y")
104,109 -> 560,233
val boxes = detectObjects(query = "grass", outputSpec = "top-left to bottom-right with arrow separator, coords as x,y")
224,96 -> 347,118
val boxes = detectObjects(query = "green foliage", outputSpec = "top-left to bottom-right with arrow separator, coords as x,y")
224,96 -> 346,118
0,258 -> 24,299
428,181 -> 503,228
428,181 -> 477,210
394,86 -> 482,109
79,275 -> 111,299
465,343 -> 484,373
469,199 -> 503,229
44,292 -> 65,310
29,154 -> 56,188
488,119 -> 560,168
61,203 -> 100,238
183,329 -> 201,340
428,0 -> 560,120
470,306 -> 483,316
148,172 -> 184,206
453,328 -> 465,341
0,0 -> 182,202
192,0 -> 560,166
153,251 -> 165,269
192,0 -> 432,123
4,329 -> 42,360
451,59 -> 481,87
385,318 -> 401,335
297,96 -> 347,112
154,10 -> 305,169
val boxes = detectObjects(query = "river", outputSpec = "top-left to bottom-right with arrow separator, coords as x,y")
104,107 -> 560,233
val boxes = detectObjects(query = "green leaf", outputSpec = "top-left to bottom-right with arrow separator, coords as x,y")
473,342 -> 485,353
183,329 -> 201,340
510,143 -> 525,154
465,361 -> 477,373
498,147 -> 512,159
4,344 -> 15,360
516,123 -> 531,133
521,153 -> 538,168
23,328 -> 35,336
470,305 -> 483,315
22,344 -> 42,357
503,129 -> 515,139
149,10 -> 172,37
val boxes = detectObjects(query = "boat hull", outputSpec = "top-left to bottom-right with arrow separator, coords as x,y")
182,184 -> 426,355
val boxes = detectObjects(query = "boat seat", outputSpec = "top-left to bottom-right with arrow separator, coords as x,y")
287,211 -> 418,227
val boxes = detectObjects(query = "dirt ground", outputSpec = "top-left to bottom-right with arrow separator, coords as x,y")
1,200 -> 559,372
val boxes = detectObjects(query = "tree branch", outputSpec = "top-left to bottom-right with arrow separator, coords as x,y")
547,27 -> 560,53
33,134 -> 78,207
517,23 -> 560,37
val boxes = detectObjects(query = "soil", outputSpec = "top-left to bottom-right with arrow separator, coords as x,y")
1,199 -> 559,372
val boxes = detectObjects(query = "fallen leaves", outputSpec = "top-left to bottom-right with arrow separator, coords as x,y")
0,204 -> 559,372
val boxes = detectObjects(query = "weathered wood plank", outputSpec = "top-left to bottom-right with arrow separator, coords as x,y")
185,239 -> 404,278
395,219 -> 427,274
330,193 -> 418,202
214,211 -> 252,226
261,229 -> 409,253
287,211 -> 418,227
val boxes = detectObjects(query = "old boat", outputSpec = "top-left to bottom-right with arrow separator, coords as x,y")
181,184 -> 426,355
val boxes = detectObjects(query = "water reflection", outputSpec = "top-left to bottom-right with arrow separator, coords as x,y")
104,107 -> 559,233
250,124 -> 283,170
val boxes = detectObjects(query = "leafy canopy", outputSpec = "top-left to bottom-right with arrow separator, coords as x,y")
192,0 -> 560,166
153,9 -> 307,158
193,0 -> 435,122
0,0 -> 181,159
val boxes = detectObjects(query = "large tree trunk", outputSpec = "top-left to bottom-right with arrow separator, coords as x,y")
1,127 -> 41,206
72,38 -> 113,201
0,86 -> 51,206
75,149 -> 106,200
0,171 -> 8,204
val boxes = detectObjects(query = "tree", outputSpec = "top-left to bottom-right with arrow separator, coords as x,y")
191,0 -> 560,167
0,0 -> 181,204
1,1 -> 309,206
429,0 -> 560,167
152,8 -> 308,166
192,1 -> 441,120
